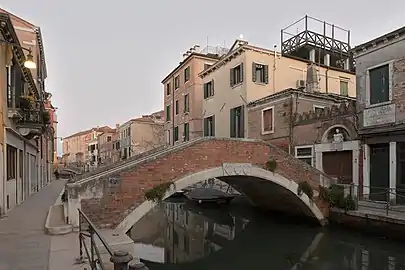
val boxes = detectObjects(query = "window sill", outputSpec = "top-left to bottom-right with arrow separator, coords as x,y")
231,83 -> 243,89
184,112 -> 190,115
261,130 -> 274,135
254,82 -> 268,86
204,96 -> 214,101
365,100 -> 392,109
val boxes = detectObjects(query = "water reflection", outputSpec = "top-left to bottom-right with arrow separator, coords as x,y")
129,197 -> 405,270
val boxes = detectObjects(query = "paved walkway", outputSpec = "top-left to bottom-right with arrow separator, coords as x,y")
0,179 -> 66,270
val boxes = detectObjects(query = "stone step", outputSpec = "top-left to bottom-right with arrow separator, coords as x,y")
358,200 -> 389,210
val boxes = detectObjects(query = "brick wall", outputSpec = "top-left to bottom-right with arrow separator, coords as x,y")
79,138 -> 331,228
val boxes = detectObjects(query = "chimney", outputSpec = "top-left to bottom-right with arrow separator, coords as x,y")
115,124 -> 120,129
193,44 -> 200,52
306,63 -> 319,93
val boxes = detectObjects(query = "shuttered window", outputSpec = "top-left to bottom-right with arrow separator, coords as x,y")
369,64 -> 389,105
203,80 -> 214,99
230,64 -> 244,87
230,106 -> 244,138
252,63 -> 269,84
203,116 -> 215,136
262,107 -> 274,133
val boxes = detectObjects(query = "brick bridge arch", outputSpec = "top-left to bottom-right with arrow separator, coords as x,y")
67,138 -> 332,232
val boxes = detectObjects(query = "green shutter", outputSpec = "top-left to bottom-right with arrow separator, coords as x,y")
264,65 -> 269,84
203,83 -> 208,99
230,108 -> 236,137
240,63 -> 244,82
203,118 -> 208,136
230,68 -> 234,86
239,106 -> 245,138
211,80 -> 214,96
211,116 -> 215,137
252,63 -> 257,82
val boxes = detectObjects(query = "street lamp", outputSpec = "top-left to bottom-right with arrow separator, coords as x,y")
0,38 -> 37,69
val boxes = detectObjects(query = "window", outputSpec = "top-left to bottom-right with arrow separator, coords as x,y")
107,136 -> 112,142
174,126 -> 179,142
369,64 -> 390,105
6,145 -> 17,180
184,67 -> 190,83
184,94 -> 190,113
252,63 -> 269,84
183,123 -> 189,141
313,105 -> 325,115
6,65 -> 12,108
295,146 -> 313,166
203,116 -> 215,136
166,82 -> 171,95
174,75 -> 180,89
261,107 -> 274,134
204,63 -> 212,70
339,78 -> 349,96
230,106 -> 244,138
175,100 -> 179,115
166,104 -> 171,121
203,80 -> 214,99
166,130 -> 171,145
230,64 -> 244,87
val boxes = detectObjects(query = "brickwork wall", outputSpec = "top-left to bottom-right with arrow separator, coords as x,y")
80,138 -> 330,228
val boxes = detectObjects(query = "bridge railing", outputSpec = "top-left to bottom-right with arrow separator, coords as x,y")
78,209 -> 133,269
334,183 -> 405,217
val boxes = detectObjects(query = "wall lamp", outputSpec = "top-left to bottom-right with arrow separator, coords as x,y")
0,38 -> 36,69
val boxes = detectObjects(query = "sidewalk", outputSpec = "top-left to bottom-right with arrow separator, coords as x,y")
0,179 -> 66,270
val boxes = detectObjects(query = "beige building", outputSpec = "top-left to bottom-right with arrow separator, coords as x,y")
62,126 -> 114,165
97,127 -> 118,166
0,10 -> 51,215
119,114 -> 164,160
162,45 -> 227,145
200,39 -> 356,138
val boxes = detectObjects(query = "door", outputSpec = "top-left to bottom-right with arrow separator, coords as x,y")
396,142 -> 405,204
369,143 -> 390,201
322,151 -> 353,184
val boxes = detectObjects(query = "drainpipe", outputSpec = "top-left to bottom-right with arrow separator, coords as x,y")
172,77 -> 175,146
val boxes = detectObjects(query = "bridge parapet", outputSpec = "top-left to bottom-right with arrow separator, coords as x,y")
65,138 -> 334,230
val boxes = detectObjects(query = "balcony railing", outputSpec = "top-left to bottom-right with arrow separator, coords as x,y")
17,109 -> 43,125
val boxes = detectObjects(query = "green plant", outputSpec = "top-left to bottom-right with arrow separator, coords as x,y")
42,111 -> 51,124
319,184 -> 357,211
297,181 -> 313,200
145,182 -> 175,203
19,94 -> 35,108
266,159 -> 277,172
343,195 -> 356,211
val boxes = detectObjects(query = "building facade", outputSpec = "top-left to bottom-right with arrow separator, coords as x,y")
248,88 -> 360,191
200,39 -> 356,138
0,11 -> 52,215
119,114 -> 164,160
97,128 -> 117,166
162,45 -> 225,145
353,26 -> 405,202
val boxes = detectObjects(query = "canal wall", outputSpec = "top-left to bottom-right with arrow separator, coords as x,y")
329,208 -> 405,241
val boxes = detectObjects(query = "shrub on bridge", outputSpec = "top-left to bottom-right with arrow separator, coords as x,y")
145,182 -> 175,203
266,158 -> 277,172
297,181 -> 314,200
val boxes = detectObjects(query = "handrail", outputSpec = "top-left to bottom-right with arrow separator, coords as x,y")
78,209 -> 113,269
335,183 -> 405,216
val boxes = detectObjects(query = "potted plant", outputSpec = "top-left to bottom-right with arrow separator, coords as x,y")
19,94 -> 35,109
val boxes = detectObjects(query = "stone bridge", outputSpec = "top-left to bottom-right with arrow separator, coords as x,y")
66,138 -> 333,232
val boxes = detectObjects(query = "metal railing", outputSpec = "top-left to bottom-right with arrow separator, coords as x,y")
336,183 -> 405,217
78,209 -> 134,270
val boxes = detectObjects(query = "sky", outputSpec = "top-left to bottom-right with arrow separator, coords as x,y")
1,0 -> 405,154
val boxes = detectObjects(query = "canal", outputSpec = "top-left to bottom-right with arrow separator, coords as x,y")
129,196 -> 405,269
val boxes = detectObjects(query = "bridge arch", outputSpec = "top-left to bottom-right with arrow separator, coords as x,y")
116,164 -> 325,233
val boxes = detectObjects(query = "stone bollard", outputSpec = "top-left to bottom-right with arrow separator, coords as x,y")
110,250 -> 133,270
129,261 -> 149,270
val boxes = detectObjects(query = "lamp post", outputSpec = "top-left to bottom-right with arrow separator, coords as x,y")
0,38 -> 37,69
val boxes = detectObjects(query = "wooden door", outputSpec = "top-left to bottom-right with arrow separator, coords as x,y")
369,143 -> 390,201
322,151 -> 353,184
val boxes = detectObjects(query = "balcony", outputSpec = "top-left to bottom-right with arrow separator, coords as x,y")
16,109 -> 48,139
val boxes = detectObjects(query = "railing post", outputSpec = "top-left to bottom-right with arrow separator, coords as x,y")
386,188 -> 390,216
129,261 -> 149,270
110,250 -> 133,270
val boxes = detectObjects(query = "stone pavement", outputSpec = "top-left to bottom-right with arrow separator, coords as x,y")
0,179 -> 66,270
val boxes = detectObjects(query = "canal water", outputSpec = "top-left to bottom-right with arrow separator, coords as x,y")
129,196 -> 405,270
